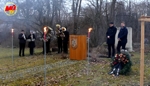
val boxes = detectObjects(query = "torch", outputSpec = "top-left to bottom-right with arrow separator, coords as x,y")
43,27 -> 47,85
11,29 -> 14,64
87,28 -> 92,75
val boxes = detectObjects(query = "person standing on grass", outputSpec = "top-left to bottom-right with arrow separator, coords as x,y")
42,26 -> 53,54
117,22 -> 128,53
18,30 -> 26,57
63,27 -> 69,54
27,31 -> 36,55
106,22 -> 117,58
56,24 -> 62,54
61,27 -> 69,58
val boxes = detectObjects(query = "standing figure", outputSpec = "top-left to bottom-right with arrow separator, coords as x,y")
42,26 -> 53,54
27,31 -> 36,55
56,24 -> 62,54
61,27 -> 69,58
106,22 -> 117,58
18,30 -> 26,57
117,22 -> 128,53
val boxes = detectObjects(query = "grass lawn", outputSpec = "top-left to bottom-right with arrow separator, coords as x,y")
0,47 -> 150,86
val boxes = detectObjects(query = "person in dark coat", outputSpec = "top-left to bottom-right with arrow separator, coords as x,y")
62,27 -> 69,54
117,22 -> 128,53
106,22 -> 117,58
27,31 -> 36,55
56,24 -> 62,54
18,30 -> 26,57
42,27 -> 53,54
60,27 -> 69,58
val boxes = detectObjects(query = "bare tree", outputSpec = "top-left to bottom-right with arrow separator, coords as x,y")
72,0 -> 82,34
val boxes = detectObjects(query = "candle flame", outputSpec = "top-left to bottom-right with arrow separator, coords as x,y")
44,27 -> 47,33
11,29 -> 14,33
88,28 -> 92,32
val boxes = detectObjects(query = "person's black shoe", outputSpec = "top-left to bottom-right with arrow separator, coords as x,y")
115,73 -> 119,76
109,71 -> 114,75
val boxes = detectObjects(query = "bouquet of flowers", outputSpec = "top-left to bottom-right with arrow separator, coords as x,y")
109,50 -> 132,76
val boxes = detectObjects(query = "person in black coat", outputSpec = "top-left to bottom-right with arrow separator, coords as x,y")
106,22 -> 117,58
27,31 -> 36,55
60,27 -> 69,59
62,27 -> 69,54
56,24 -> 62,54
18,30 -> 26,57
117,22 -> 128,53
42,27 -> 53,54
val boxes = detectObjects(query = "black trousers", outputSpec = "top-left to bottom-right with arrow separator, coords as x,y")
29,47 -> 34,55
43,40 -> 50,54
117,41 -> 126,53
19,43 -> 26,56
108,44 -> 115,57
63,42 -> 68,54
57,38 -> 62,53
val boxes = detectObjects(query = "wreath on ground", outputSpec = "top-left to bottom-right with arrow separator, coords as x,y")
111,51 -> 132,75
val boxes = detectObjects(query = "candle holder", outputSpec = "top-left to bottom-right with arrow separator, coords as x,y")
87,28 -> 92,75
43,27 -> 47,85
11,29 -> 14,64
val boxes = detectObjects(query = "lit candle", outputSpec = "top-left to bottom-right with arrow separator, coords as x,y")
87,28 -> 92,76
43,26 -> 47,85
88,28 -> 92,38
11,29 -> 14,36
44,27 -> 47,40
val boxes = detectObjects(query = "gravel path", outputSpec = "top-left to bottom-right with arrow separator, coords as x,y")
0,59 -> 79,81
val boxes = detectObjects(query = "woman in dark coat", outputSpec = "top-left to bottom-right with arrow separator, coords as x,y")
27,31 -> 36,55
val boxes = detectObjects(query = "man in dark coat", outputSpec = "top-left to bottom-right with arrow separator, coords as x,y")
106,22 -> 117,58
117,22 -> 128,53
27,31 -> 36,55
62,27 -> 69,54
18,30 -> 26,57
60,27 -> 69,59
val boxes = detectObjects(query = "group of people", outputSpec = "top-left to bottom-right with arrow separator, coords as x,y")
55,24 -> 69,57
106,22 -> 129,76
18,30 -> 36,56
18,24 -> 69,58
106,21 -> 128,58
18,21 -> 127,58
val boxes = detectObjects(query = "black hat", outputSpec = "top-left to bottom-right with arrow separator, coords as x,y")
110,22 -> 114,24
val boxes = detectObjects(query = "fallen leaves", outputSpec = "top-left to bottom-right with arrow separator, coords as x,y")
0,49 -> 150,85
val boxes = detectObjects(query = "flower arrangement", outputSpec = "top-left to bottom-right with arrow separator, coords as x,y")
110,51 -> 132,76
113,53 -> 129,65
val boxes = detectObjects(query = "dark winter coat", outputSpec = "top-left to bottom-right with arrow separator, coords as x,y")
118,27 -> 128,44
63,31 -> 69,43
106,26 -> 117,44
27,34 -> 36,48
18,33 -> 26,44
